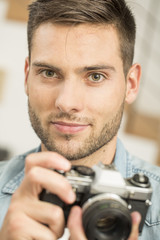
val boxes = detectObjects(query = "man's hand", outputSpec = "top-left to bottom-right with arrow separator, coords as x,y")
0,152 -> 75,240
68,206 -> 141,240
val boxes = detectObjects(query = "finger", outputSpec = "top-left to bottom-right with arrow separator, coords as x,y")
15,166 -> 75,204
67,206 -> 87,240
25,151 -> 71,173
22,200 -> 65,238
128,212 -> 141,240
5,212 -> 58,240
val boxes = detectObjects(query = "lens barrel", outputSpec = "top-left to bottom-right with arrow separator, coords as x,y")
82,194 -> 131,240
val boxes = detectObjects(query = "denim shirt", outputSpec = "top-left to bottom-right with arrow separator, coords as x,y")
0,139 -> 160,239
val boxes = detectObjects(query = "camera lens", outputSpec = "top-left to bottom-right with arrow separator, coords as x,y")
96,216 -> 118,232
82,193 -> 131,240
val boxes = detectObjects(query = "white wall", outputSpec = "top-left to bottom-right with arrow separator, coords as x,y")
128,0 -> 160,116
0,0 -> 40,157
0,0 -> 159,163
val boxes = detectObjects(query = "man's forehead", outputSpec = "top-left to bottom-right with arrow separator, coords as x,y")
33,22 -> 119,42
32,22 -> 120,54
30,22 -> 122,69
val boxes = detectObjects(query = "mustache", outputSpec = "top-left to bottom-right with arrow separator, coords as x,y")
48,112 -> 94,124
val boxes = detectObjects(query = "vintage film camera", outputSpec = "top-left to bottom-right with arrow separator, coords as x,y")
40,163 -> 152,240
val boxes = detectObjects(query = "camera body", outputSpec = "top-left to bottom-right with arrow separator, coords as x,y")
40,163 -> 152,240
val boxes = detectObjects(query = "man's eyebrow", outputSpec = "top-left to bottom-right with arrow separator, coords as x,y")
32,61 -> 62,73
32,62 -> 116,73
81,65 -> 116,73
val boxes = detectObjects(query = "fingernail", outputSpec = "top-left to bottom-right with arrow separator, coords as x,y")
68,190 -> 76,203
132,212 -> 141,224
63,161 -> 71,171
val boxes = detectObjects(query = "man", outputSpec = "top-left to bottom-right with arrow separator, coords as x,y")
0,0 -> 160,239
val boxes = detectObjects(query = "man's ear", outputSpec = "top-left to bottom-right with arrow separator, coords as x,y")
125,63 -> 141,104
24,57 -> 30,96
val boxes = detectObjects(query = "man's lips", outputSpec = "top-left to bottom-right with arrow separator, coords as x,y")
51,121 -> 89,134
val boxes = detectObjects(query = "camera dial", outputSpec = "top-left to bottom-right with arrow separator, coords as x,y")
130,173 -> 150,188
72,165 -> 95,177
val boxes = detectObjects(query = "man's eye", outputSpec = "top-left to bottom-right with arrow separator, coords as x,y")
88,73 -> 104,82
42,70 -> 57,78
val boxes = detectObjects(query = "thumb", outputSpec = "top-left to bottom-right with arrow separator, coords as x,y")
128,211 -> 141,240
67,206 -> 87,240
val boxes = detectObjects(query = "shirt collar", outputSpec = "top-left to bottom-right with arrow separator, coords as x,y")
114,138 -> 128,178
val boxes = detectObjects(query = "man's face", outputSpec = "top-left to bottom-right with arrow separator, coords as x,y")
25,23 -> 127,160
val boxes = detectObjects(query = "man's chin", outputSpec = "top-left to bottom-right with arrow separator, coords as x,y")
41,141 -> 84,160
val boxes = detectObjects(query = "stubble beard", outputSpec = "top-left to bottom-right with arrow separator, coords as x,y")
28,101 -> 125,160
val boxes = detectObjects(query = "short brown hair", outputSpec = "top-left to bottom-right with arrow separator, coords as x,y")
28,0 -> 136,75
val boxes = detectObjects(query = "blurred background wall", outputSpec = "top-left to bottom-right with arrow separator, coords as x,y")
0,0 -> 159,164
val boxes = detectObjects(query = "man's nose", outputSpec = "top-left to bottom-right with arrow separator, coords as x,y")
55,78 -> 84,114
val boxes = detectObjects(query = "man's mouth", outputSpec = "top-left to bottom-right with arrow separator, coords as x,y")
51,121 -> 89,134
